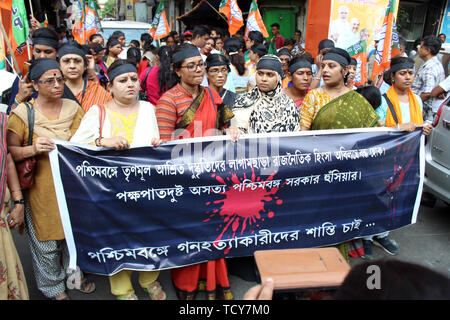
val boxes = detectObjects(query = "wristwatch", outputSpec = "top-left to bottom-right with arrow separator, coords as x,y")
13,199 -> 25,205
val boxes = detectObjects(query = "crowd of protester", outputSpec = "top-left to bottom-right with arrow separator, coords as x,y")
1,20 -> 448,301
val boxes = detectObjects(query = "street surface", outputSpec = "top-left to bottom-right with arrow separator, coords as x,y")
12,200 -> 450,300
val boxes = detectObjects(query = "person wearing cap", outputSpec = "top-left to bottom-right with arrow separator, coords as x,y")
302,47 -> 379,131
7,58 -> 93,300
58,43 -> 111,112
155,44 -> 234,300
70,60 -> 165,300
247,43 -> 268,90
228,54 -> 300,139
284,56 -> 313,108
346,57 -> 358,90
206,54 -> 237,109
8,28 -> 60,113
310,39 -> 335,90
104,37 -> 123,68
277,48 -> 292,89
358,56 -> 432,260
183,30 -> 193,42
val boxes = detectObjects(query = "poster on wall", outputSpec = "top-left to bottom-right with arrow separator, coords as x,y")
328,0 -> 396,51
440,0 -> 450,43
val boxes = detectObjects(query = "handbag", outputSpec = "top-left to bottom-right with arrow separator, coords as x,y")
16,102 -> 36,190
138,66 -> 152,101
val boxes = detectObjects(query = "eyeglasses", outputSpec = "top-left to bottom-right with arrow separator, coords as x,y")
208,67 -> 229,75
38,76 -> 65,86
180,62 -> 206,71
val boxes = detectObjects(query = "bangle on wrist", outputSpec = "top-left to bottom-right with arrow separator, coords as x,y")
13,199 -> 25,205
95,137 -> 103,147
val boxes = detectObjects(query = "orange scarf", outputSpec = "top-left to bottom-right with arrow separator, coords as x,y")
184,87 -> 222,137
385,86 -> 423,127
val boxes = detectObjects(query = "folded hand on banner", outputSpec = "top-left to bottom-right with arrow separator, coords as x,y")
225,125 -> 243,142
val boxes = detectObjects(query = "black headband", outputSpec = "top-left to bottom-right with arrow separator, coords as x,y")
289,60 -> 312,74
251,45 -> 267,57
108,63 -> 138,83
172,47 -> 201,64
257,55 -> 284,79
58,45 -> 86,60
108,39 -> 120,47
29,59 -> 61,81
33,37 -> 59,50
322,52 -> 349,66
277,48 -> 292,57
206,54 -> 230,69
389,62 -> 415,74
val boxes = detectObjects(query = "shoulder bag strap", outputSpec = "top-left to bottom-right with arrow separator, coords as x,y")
25,103 -> 34,146
382,93 -> 399,125
141,66 -> 152,92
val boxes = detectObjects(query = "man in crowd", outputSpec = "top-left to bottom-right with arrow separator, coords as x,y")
270,23 -> 285,51
412,35 -> 445,121
191,25 -> 211,58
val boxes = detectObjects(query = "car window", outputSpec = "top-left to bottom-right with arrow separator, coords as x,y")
102,28 -> 149,44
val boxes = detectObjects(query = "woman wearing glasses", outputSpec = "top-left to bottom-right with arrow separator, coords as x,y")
155,44 -> 234,300
6,59 -> 91,300
71,60 -> 165,300
205,54 -> 237,110
156,44 -> 234,141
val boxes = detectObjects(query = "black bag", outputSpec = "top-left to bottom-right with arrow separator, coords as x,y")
139,66 -> 152,101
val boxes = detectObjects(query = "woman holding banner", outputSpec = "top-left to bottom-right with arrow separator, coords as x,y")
6,59 -> 92,300
360,56 -> 433,259
301,47 -> 379,131
70,60 -> 166,300
301,48 -> 379,261
155,44 -> 234,300
283,56 -> 313,108
227,54 -> 300,139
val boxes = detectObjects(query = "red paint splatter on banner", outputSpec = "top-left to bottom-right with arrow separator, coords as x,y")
204,170 -> 283,246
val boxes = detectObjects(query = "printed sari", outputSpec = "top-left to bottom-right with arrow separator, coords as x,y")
175,87 -> 234,139
171,87 -> 234,300
310,90 -> 380,260
311,90 -> 380,130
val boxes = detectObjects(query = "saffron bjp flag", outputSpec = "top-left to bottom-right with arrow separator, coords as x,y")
0,0 -> 11,10
245,0 -> 269,39
72,0 -> 86,44
219,0 -> 244,36
149,1 -> 170,40
347,40 -> 368,86
0,0 -> 30,73
84,0 -> 101,41
371,0 -> 400,81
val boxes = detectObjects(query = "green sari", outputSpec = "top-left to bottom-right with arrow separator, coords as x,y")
311,90 -> 380,130
311,90 -> 379,261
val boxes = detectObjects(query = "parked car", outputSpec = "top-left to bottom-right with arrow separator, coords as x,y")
423,98 -> 450,206
100,20 -> 152,45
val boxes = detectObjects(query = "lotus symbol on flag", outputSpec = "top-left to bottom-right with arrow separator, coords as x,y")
85,10 -> 96,30
230,0 -> 243,21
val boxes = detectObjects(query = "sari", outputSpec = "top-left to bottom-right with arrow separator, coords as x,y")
175,87 -> 234,139
0,113 -> 29,299
170,87 -> 234,300
311,90 -> 380,130
310,90 -> 379,260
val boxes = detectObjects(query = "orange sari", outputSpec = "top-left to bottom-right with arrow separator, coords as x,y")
171,87 -> 234,300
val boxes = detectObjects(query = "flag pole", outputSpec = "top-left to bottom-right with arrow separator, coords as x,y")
204,0 -> 228,23
0,20 -> 21,76
28,0 -> 34,17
